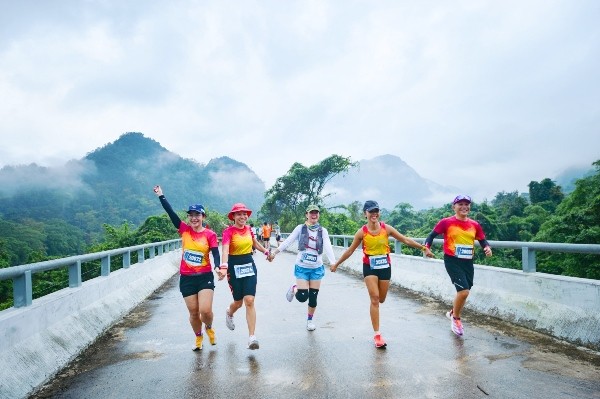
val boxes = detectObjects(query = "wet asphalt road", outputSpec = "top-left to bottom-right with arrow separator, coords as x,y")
31,248 -> 600,399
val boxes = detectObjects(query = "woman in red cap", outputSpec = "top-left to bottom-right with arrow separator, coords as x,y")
330,200 -> 434,349
153,185 -> 220,351
217,203 -> 270,350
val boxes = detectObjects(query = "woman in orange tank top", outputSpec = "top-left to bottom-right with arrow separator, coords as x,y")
331,200 -> 434,348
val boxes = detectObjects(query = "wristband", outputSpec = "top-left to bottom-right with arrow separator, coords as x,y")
219,263 -> 228,269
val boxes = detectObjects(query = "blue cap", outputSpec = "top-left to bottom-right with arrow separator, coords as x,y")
363,200 -> 379,212
187,204 -> 206,215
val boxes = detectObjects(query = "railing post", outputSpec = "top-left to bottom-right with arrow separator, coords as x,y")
13,270 -> 32,308
394,239 -> 402,254
158,245 -> 164,256
149,246 -> 155,259
123,251 -> 131,269
68,260 -> 82,288
138,249 -> 145,263
101,255 -> 111,276
522,247 -> 537,273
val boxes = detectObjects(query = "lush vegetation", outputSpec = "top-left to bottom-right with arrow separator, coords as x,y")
1,155 -> 598,309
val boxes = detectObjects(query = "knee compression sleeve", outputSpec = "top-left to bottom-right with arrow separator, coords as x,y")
295,289 -> 309,303
308,288 -> 319,308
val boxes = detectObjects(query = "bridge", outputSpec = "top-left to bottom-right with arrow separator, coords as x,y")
1,238 -> 599,398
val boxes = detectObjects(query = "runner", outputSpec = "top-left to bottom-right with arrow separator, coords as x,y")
424,194 -> 492,336
262,221 -> 272,250
153,185 -> 220,351
273,222 -> 282,247
268,205 -> 336,331
217,203 -> 270,350
330,200 -> 434,348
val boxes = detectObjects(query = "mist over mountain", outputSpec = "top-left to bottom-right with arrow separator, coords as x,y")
324,154 -> 458,210
0,132 -> 266,234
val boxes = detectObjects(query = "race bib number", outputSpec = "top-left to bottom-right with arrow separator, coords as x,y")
234,263 -> 256,278
455,244 -> 474,259
183,250 -> 204,266
302,252 -> 318,265
369,255 -> 390,270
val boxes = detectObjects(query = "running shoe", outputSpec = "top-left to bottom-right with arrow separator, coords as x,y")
445,309 -> 454,320
451,317 -> 464,336
193,334 -> 203,351
225,308 -> 235,330
286,284 -> 297,302
206,327 -> 216,345
248,336 -> 260,350
306,320 -> 316,331
374,333 -> 387,348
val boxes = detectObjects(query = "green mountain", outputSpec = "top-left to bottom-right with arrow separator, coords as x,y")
0,132 -> 265,254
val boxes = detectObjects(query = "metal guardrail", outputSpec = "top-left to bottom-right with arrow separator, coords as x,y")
282,234 -> 600,274
0,239 -> 182,308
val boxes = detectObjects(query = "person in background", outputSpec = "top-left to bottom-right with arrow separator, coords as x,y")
249,223 -> 256,254
153,185 -> 220,351
273,222 -> 282,247
217,203 -> 270,350
262,221 -> 272,250
424,195 -> 492,337
268,205 -> 336,331
330,200 -> 434,348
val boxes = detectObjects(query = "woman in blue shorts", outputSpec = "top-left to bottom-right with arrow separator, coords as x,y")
269,204 -> 336,331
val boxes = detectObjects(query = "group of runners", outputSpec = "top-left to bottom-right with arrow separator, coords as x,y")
154,185 -> 492,350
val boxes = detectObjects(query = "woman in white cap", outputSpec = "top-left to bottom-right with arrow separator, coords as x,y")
424,195 -> 492,337
153,185 -> 220,351
268,204 -> 336,331
217,203 -> 270,350
330,200 -> 434,348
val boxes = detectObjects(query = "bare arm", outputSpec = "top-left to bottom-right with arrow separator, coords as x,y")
387,225 -> 434,258
330,229 -> 364,272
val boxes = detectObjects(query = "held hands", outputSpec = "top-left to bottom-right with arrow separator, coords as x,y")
217,265 -> 227,280
423,247 -> 435,258
330,263 -> 339,273
483,246 -> 493,257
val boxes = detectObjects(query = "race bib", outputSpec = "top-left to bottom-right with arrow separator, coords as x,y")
234,263 -> 256,278
455,244 -> 474,259
302,252 -> 318,265
369,255 -> 390,270
183,250 -> 204,266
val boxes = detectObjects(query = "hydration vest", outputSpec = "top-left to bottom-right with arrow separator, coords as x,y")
297,224 -> 324,254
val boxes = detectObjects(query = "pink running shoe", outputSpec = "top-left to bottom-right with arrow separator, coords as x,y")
374,333 -> 387,348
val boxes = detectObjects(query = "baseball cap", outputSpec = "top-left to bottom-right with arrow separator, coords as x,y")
187,204 -> 206,215
452,195 -> 472,205
306,204 -> 320,213
363,200 -> 380,212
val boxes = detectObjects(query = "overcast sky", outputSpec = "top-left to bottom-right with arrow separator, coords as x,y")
1,0 -> 598,202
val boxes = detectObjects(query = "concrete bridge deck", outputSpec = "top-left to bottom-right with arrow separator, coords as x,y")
30,250 -> 600,399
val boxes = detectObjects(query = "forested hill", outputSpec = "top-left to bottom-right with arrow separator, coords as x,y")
0,132 -> 265,255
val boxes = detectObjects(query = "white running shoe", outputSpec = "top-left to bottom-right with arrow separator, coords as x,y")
306,320 -> 316,331
286,284 -> 297,302
225,308 -> 235,330
248,336 -> 259,350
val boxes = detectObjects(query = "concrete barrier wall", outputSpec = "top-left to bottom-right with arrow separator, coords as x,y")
0,252 -> 180,399
325,247 -> 600,351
